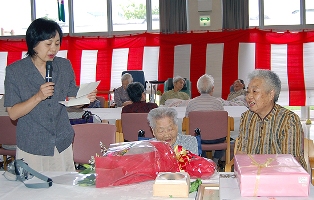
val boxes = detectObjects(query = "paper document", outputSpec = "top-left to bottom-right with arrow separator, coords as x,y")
59,81 -> 100,107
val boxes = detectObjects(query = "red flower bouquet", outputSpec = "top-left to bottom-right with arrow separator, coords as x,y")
95,141 -> 179,188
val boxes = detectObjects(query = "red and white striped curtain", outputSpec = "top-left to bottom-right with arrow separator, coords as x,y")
1,29 -> 314,106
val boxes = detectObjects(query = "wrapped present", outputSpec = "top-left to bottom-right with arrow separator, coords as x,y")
95,141 -> 179,188
234,154 -> 310,197
174,145 -> 217,179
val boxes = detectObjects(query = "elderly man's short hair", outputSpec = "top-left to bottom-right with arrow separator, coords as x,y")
248,69 -> 281,102
147,107 -> 178,129
197,74 -> 214,94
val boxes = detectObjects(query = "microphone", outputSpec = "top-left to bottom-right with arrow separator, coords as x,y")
45,61 -> 53,99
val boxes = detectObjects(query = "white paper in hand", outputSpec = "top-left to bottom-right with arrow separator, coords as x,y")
59,81 -> 100,107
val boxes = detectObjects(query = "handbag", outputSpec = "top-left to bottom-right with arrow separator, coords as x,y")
2,159 -> 53,188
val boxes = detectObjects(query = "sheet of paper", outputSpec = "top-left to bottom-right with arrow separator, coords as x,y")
59,81 -> 100,107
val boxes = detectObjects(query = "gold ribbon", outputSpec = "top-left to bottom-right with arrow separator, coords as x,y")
247,154 -> 274,196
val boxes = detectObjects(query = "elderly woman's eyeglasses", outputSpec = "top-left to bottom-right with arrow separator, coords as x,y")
154,125 -> 175,134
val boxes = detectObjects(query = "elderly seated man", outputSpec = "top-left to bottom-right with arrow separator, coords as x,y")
159,75 -> 190,105
236,69 -> 307,169
148,107 -> 198,155
122,82 -> 158,113
185,74 -> 225,164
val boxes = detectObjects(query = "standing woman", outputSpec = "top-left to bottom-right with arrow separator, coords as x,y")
4,18 -> 97,171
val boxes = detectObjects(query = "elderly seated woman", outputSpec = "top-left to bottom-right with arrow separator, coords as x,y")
237,69 -> 307,169
147,107 -> 198,155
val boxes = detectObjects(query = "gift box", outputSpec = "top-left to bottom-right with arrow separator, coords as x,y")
95,141 -> 179,188
234,154 -> 310,197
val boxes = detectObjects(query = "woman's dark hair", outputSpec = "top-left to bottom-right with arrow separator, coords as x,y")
126,82 -> 145,102
238,79 -> 245,89
26,18 -> 63,57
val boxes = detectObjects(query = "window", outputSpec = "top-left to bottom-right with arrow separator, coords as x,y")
151,0 -> 160,30
305,0 -> 314,24
112,0 -> 147,31
249,0 -> 314,28
73,0 -> 108,33
264,0 -> 300,26
36,0 -> 69,33
0,0 -> 31,36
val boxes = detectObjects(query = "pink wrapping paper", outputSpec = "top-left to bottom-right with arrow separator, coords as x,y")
234,154 -> 310,197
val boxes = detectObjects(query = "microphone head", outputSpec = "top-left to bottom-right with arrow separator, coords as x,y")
46,61 -> 53,71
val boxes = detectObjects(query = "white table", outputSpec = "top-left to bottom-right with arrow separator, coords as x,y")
0,171 -> 218,200
2,172 -> 313,200
85,106 -> 248,139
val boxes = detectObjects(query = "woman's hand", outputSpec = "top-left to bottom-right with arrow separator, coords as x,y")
37,82 -> 55,100
87,89 -> 97,102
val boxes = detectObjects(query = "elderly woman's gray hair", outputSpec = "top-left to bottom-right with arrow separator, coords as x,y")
197,74 -> 214,94
248,69 -> 281,102
173,75 -> 185,85
121,73 -> 133,83
147,107 -> 178,129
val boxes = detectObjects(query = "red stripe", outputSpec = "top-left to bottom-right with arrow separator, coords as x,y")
7,52 -> 23,66
96,49 -> 112,96
127,47 -> 144,70
255,31 -> 271,70
190,41 -> 207,98
221,41 -> 239,99
66,37 -> 82,85
287,38 -> 305,106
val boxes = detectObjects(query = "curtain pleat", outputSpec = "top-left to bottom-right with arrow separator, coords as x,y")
160,0 -> 187,33
222,0 -> 249,30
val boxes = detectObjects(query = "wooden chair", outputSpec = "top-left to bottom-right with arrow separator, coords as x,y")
72,123 -> 116,164
185,111 -> 234,166
116,113 -> 154,142
0,116 -> 17,170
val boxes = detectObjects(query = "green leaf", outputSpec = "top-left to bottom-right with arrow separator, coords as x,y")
189,178 -> 202,193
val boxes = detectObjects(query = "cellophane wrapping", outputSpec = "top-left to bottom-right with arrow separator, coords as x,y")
95,141 -> 217,188
95,141 -> 179,187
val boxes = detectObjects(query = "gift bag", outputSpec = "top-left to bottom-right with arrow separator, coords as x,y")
95,141 -> 179,188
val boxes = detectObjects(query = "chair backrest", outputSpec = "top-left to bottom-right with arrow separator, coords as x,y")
72,123 -> 116,164
121,113 -> 153,141
188,111 -> 228,140
122,70 -> 146,89
164,78 -> 191,97
187,110 -> 231,164
0,116 -> 17,145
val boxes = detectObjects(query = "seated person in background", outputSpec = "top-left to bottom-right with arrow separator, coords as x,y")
185,74 -> 224,164
236,69 -> 307,169
160,75 -> 190,105
114,73 -> 133,107
218,94 -> 248,107
185,74 -> 223,117
227,79 -> 246,100
122,82 -> 158,113
148,107 -> 198,155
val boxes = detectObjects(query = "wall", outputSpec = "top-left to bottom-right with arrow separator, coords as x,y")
187,0 -> 222,31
